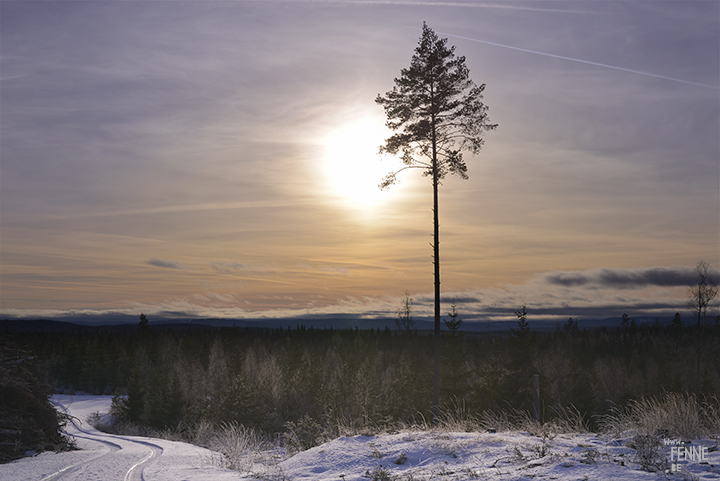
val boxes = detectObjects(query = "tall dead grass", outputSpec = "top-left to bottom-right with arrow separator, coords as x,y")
399,398 -> 589,436
474,404 -> 589,436
94,392 -> 719,475
600,392 -> 720,439
199,422 -> 272,471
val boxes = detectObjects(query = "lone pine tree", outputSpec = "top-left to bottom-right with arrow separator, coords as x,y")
376,22 -> 497,418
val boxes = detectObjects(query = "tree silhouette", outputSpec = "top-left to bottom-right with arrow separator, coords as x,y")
671,312 -> 683,330
687,260 -> 718,396
376,22 -> 497,418
511,305 -> 530,339
443,304 -> 463,334
138,313 -> 149,331
396,291 -> 415,332
687,260 -> 718,326
563,317 -> 578,333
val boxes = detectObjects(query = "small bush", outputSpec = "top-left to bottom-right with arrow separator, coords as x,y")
626,434 -> 667,472
206,422 -> 270,471
283,414 -> 325,453
366,466 -> 392,481
86,411 -> 112,432
580,448 -> 599,465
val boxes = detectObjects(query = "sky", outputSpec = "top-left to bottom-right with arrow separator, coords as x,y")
1,0 -> 719,325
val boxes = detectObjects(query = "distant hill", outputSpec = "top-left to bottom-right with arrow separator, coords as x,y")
1,319 -> 92,333
1,315 -> 667,334
0,319 -> 212,333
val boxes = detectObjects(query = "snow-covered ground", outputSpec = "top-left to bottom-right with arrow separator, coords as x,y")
275,430 -> 720,480
0,395 -> 239,481
0,395 -> 718,480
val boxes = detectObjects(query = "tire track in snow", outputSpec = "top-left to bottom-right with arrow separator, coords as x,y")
48,398 -> 164,481
42,400 -> 121,481
40,435 -> 121,481
124,438 -> 163,481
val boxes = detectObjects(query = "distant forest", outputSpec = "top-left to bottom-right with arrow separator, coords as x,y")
4,318 -> 720,435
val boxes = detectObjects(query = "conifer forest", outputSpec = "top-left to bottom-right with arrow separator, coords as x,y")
5,319 -> 720,444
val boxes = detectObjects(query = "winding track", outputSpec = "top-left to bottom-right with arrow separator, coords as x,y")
43,397 -> 164,481
123,438 -> 163,481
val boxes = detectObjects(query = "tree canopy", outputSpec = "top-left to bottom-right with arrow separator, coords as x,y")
376,22 -> 497,189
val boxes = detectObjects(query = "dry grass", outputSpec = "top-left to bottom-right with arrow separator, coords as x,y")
471,404 -> 588,436
92,392 -> 720,477
599,391 -> 720,439
201,422 -> 272,471
398,399 -> 589,436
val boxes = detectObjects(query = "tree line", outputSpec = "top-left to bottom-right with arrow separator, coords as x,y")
5,317 -> 720,439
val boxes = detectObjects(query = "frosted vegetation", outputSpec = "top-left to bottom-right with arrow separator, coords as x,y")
17,322 -> 720,436
96,391 -> 720,480
3,321 -> 720,478
2,394 -> 717,480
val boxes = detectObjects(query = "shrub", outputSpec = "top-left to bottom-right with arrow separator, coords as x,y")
283,414 -> 325,453
626,434 -> 667,472
205,422 -> 270,471
366,466 -> 392,481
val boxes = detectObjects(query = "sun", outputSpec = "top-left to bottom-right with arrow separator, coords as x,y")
322,117 -> 402,212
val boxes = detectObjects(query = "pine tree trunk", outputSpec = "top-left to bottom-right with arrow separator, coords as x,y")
432,112 -> 441,421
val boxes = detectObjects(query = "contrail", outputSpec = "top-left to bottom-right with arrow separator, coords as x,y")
438,31 -> 720,90
247,0 -> 595,13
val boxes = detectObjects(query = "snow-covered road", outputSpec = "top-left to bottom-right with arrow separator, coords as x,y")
0,395 -> 239,481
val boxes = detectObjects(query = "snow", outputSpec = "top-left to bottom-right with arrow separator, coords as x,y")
0,395 -> 718,480
270,431 -> 719,480
0,395 -> 239,481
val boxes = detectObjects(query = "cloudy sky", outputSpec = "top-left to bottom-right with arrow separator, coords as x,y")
1,0 -> 718,325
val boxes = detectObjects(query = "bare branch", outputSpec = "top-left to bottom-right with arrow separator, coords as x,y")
378,165 -> 427,190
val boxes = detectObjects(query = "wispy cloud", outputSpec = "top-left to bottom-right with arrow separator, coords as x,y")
3,265 -> 709,326
405,266 -> 711,322
297,263 -> 354,277
146,258 -> 191,270
212,261 -> 357,277
211,262 -> 280,275
542,266 -> 714,289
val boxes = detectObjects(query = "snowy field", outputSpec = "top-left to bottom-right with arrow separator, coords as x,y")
275,430 -> 720,480
0,395 -> 718,480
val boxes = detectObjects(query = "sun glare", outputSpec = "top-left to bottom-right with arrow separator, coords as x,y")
322,117 -> 402,213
